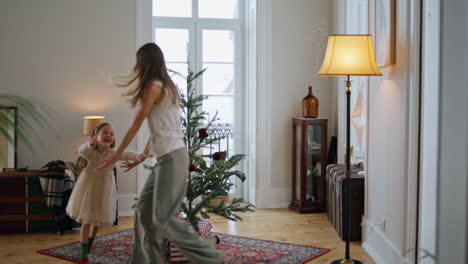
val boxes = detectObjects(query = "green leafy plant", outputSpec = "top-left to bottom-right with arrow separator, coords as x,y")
0,94 -> 56,154
170,69 -> 254,229
404,248 -> 436,262
310,167 -> 319,177
419,249 -> 436,261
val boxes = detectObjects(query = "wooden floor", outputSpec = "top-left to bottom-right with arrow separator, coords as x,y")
0,209 -> 374,263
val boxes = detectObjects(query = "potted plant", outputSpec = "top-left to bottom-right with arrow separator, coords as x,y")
196,150 -> 246,207
172,69 -> 254,230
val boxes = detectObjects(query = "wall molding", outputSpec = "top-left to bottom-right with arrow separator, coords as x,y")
135,0 -> 153,193
403,0 -> 422,262
243,0 -> 258,206
418,0 -> 440,262
362,220 -> 409,264
255,0 -> 273,209
136,0 -> 152,49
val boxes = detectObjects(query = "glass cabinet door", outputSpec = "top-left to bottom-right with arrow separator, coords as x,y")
306,124 -> 322,203
295,124 -> 302,201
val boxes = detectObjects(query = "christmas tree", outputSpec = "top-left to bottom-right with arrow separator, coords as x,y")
173,68 -> 254,229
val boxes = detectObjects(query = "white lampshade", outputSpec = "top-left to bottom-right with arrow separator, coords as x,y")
82,116 -> 106,136
318,35 -> 382,76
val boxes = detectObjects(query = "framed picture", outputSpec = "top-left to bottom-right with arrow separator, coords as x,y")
0,106 -> 17,170
371,0 -> 395,67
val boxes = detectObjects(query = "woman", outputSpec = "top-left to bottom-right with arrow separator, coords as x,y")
97,43 -> 222,264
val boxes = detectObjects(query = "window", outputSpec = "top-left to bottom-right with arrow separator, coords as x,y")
153,0 -> 245,195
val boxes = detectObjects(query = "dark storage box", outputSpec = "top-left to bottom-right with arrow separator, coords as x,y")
326,164 -> 364,241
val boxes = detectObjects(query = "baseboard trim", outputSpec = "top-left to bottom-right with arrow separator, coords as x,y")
362,219 -> 409,264
262,202 -> 290,209
362,241 -> 384,264
118,210 -> 134,217
256,187 -> 291,209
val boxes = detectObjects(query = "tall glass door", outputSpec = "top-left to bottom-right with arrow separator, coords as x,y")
153,0 -> 244,197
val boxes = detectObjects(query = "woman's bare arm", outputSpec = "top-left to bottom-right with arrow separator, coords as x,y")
96,83 -> 162,170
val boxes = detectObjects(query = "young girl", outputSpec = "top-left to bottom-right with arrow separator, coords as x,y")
97,43 -> 223,263
66,122 -> 150,262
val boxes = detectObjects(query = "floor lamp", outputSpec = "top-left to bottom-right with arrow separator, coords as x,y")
318,35 -> 382,264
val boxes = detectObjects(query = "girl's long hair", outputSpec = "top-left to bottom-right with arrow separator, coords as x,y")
117,43 -> 180,107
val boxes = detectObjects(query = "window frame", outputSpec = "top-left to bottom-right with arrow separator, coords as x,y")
153,0 -> 246,198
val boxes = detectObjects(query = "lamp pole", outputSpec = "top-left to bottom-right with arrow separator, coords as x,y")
345,75 -> 352,260
331,75 -> 362,264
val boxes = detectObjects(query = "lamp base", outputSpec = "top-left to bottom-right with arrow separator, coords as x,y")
331,259 -> 364,264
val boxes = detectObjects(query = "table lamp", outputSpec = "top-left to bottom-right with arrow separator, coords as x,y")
82,116 -> 106,136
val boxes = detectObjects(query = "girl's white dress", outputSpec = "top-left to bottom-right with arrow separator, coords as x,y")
66,143 -> 140,226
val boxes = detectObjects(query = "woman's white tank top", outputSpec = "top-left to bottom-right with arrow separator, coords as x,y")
147,80 -> 185,157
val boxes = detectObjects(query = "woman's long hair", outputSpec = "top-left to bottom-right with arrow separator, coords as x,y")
117,43 -> 180,107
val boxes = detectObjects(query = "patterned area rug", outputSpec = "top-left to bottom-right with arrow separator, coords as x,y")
37,229 -> 330,264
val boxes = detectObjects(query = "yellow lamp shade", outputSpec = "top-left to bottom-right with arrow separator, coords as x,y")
318,35 -> 382,76
82,116 -> 106,136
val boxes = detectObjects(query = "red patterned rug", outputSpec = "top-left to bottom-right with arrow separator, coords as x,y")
37,229 -> 330,263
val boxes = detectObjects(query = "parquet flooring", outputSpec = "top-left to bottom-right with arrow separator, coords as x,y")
0,209 -> 374,263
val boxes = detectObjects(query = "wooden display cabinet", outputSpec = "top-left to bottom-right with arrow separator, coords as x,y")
289,118 -> 328,213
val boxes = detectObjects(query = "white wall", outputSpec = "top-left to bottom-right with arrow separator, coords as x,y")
0,0 -> 139,213
257,0 -> 334,208
360,0 -> 420,263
